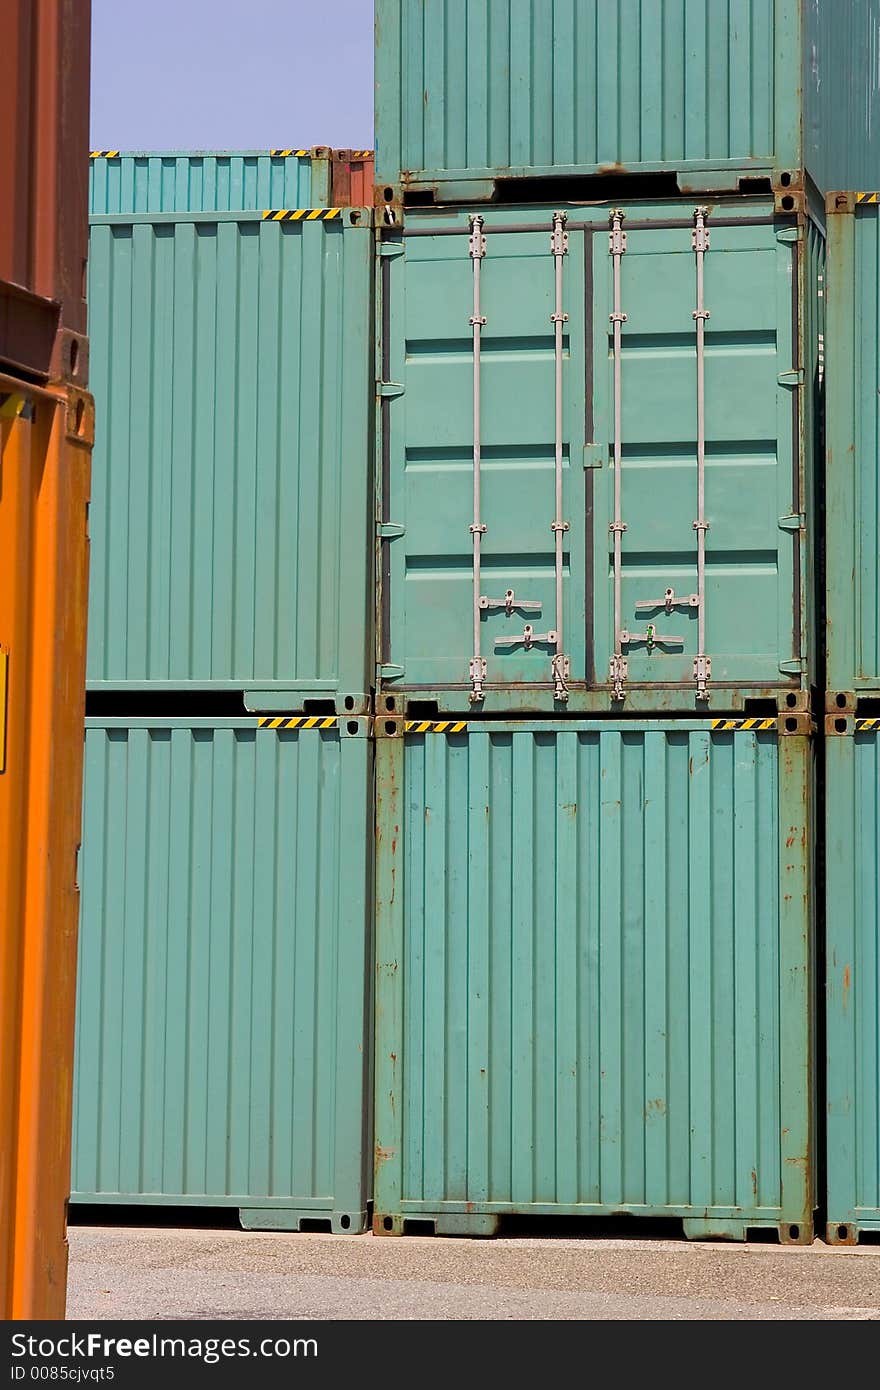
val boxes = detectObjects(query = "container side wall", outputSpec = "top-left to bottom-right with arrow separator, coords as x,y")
826,730 -> 880,1238
88,153 -> 320,216
71,719 -> 372,1227
375,0 -> 801,194
804,0 -> 880,197
825,199 -> 880,692
0,383 -> 92,1318
85,214 -> 373,702
374,721 -> 813,1238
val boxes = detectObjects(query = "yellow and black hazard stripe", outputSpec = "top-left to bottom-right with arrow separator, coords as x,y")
350,150 -> 373,159
855,718 -> 880,730
711,717 -> 776,731
269,149 -> 309,157
262,208 -> 341,221
90,150 -> 120,158
258,715 -> 337,731
405,719 -> 467,735
0,392 -> 29,421
855,192 -> 880,204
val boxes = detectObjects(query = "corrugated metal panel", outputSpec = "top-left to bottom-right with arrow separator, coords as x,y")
378,201 -> 814,714
374,718 -> 814,1241
86,211 -> 373,705
0,0 -> 91,379
375,0 -> 880,200
0,377 -> 92,1318
825,195 -> 880,693
825,726 -> 880,1242
71,717 -> 372,1231
330,151 -> 375,209
803,0 -> 880,200
88,151 -> 329,216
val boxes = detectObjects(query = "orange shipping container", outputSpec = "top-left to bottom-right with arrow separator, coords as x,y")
331,149 -> 374,208
0,376 -> 92,1319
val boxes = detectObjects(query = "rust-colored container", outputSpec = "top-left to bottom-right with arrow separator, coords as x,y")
0,0 -> 91,383
331,149 -> 374,208
0,377 -> 92,1319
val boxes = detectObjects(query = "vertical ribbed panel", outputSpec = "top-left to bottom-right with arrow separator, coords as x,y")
71,720 -> 371,1220
388,724 -> 802,1220
376,0 -> 785,187
88,152 -> 320,215
85,215 -> 372,695
855,209 -> 880,683
804,0 -> 880,197
826,733 -> 880,1234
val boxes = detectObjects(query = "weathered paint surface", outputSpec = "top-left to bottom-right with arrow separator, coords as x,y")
825,728 -> 880,1242
373,719 -> 814,1240
375,0 -> 880,198
825,195 -> 880,693
86,211 -> 373,705
378,201 -> 819,712
71,718 -> 372,1232
0,379 -> 92,1318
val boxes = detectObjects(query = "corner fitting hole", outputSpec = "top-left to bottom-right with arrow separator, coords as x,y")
838,1225 -> 849,1240
340,1214 -> 351,1230
780,171 -> 792,187
349,210 -> 360,225
836,692 -> 847,708
344,696 -> 355,710
385,720 -> 397,736
74,397 -> 85,435
788,1225 -> 799,1241
785,717 -> 797,731
383,1216 -> 393,1231
786,693 -> 797,707
781,195 -> 795,211
69,338 -> 79,374
347,721 -> 358,735
836,717 -> 847,732
386,697 -> 396,711
383,187 -> 394,201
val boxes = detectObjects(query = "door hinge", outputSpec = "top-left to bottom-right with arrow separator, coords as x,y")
778,512 -> 805,532
778,368 -> 804,387
380,663 -> 405,680
776,225 -> 803,244
379,240 -> 405,258
378,521 -> 406,539
378,381 -> 405,398
779,658 -> 804,674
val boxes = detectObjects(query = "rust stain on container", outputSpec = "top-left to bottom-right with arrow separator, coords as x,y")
0,377 -> 92,1319
330,150 -> 374,209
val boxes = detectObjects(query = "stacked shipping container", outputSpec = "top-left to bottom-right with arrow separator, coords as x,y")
367,0 -> 856,1243
70,152 -> 376,1231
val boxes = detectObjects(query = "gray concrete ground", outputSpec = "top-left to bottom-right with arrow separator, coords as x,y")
67,1225 -> 880,1320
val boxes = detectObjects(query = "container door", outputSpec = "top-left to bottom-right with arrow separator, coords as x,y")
383,220 -> 588,699
591,214 -> 800,699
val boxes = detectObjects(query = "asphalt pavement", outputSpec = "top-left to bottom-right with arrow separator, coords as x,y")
66,1224 -> 880,1320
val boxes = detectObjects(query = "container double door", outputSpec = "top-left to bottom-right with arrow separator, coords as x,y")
380,203 -> 811,712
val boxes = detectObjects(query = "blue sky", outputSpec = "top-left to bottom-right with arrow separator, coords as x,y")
90,0 -> 374,151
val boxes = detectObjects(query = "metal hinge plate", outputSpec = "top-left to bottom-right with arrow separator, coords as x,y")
778,513 -> 805,532
378,521 -> 406,539
378,381 -> 405,398
779,658 -> 804,674
778,369 -> 805,387
776,226 -> 803,244
583,443 -> 605,469
379,240 -> 405,258
380,663 -> 405,680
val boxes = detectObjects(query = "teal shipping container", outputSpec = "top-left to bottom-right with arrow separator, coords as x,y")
86,207 -> 373,710
373,715 -> 815,1241
71,717 -> 372,1232
825,191 -> 880,701
825,720 -> 880,1243
377,199 -> 823,714
374,0 -> 880,207
88,149 -> 330,215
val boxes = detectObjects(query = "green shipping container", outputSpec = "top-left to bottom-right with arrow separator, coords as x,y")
825,720 -> 880,1244
373,716 -> 814,1241
88,149 -> 329,216
71,717 -> 372,1232
377,200 -> 823,713
825,191 -> 880,699
86,207 -> 373,711
375,0 -> 880,205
